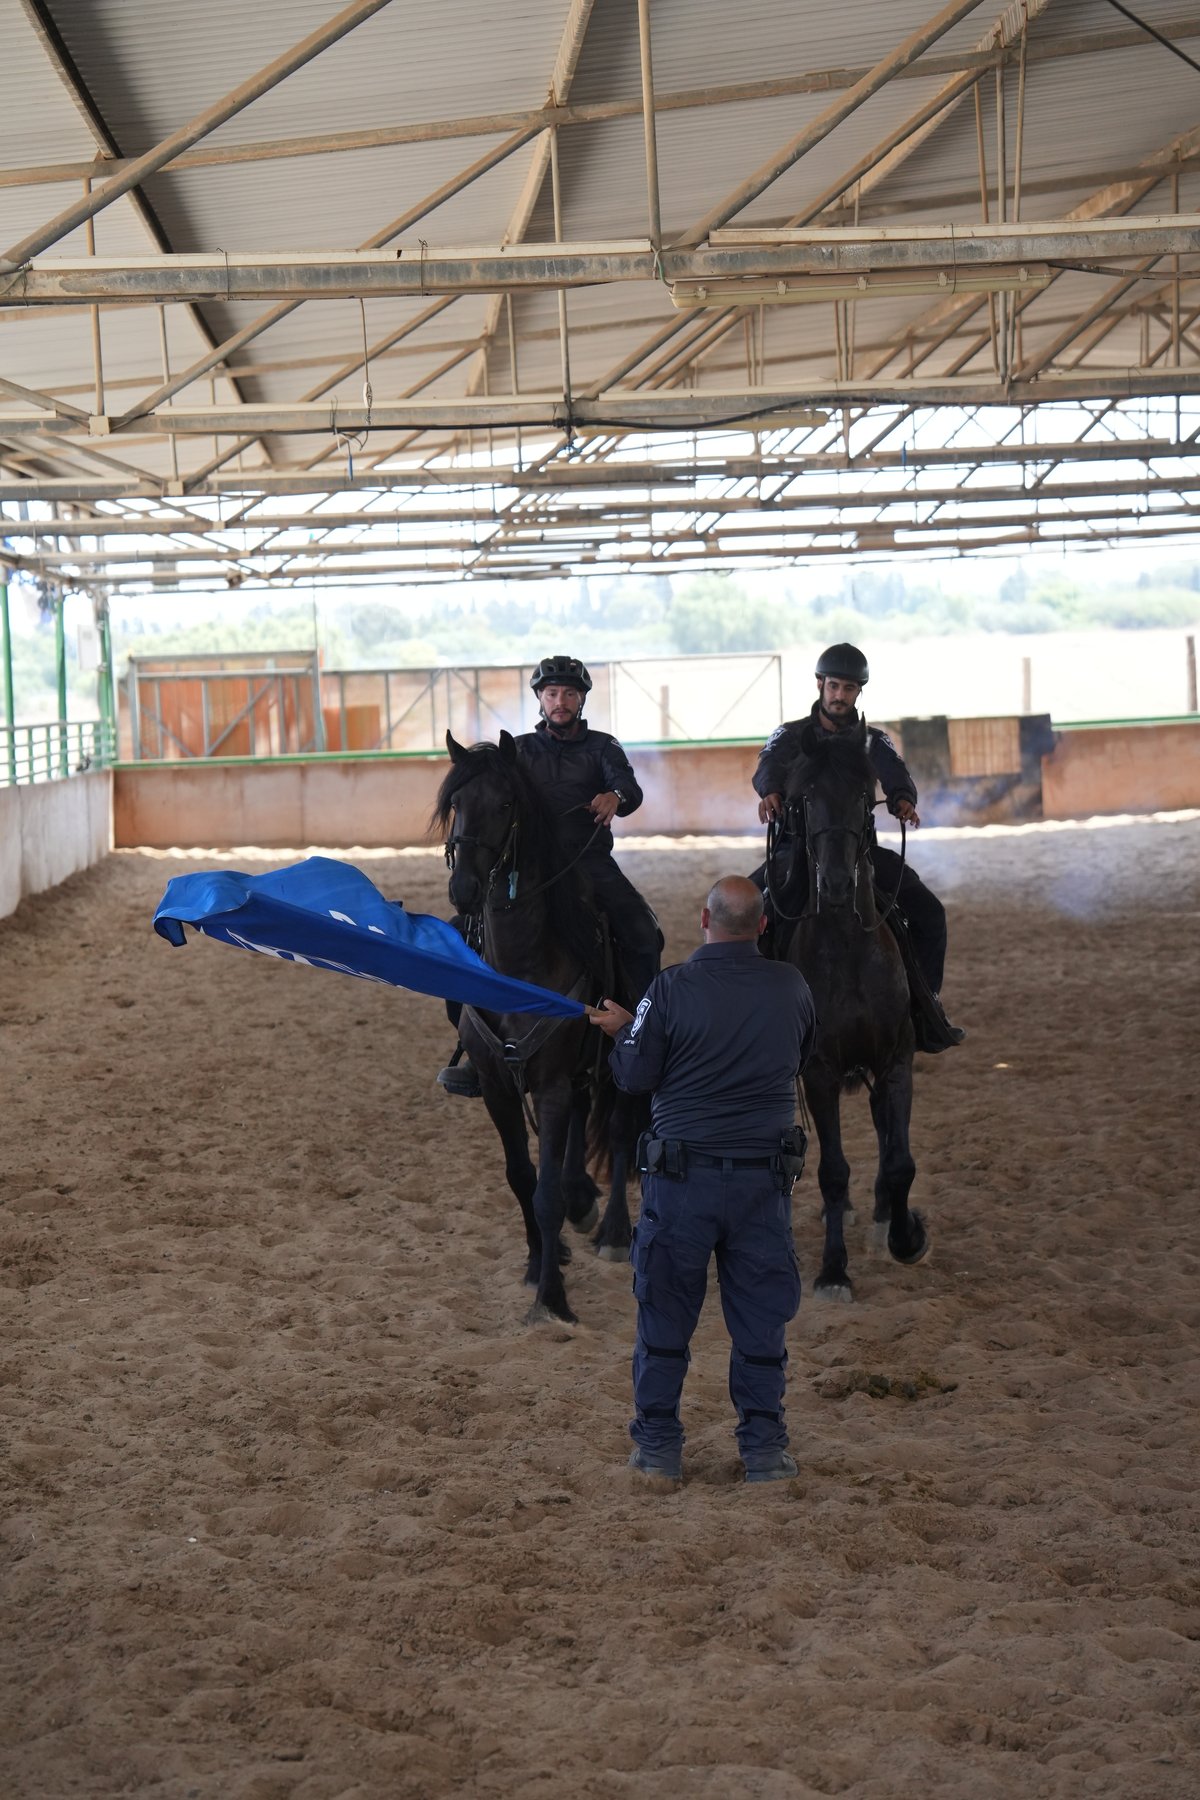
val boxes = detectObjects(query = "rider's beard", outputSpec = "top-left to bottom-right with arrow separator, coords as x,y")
820,697 -> 854,727
543,706 -> 581,737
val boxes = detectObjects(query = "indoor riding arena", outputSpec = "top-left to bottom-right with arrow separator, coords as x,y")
3,5 -> 1200,1799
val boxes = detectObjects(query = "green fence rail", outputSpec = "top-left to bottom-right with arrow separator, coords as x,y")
0,719 -> 116,788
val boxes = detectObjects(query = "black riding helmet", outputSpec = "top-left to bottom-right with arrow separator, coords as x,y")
530,654 -> 593,695
814,642 -> 869,686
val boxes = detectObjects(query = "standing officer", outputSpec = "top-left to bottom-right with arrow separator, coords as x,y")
590,875 -> 816,1486
437,652 -> 660,1097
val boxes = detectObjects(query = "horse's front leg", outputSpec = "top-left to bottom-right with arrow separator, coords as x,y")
562,1084 -> 600,1235
594,1090 -> 638,1262
869,1059 -> 926,1265
476,1065 -> 540,1284
804,1061 -> 854,1302
528,1080 -> 576,1324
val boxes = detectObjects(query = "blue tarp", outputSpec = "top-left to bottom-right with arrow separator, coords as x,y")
153,855 -> 585,1018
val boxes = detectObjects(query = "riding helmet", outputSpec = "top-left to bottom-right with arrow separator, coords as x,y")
815,642 -> 869,686
530,654 -> 593,695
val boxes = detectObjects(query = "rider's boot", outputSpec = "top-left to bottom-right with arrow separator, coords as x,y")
918,992 -> 966,1052
436,1041 -> 483,1098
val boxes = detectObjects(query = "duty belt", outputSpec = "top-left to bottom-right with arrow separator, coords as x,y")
638,1127 -> 806,1180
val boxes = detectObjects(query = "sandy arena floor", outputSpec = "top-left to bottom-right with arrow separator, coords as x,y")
2,815 -> 1199,1799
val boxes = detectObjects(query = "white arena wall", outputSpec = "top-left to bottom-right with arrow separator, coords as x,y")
0,771 -> 113,920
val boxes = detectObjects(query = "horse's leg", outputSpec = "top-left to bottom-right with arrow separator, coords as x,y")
594,1091 -> 636,1263
805,1062 -> 854,1302
869,1058 -> 927,1266
477,1068 -> 541,1285
528,1081 -> 576,1324
562,1085 -> 600,1235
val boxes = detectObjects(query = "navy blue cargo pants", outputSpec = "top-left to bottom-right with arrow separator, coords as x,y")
630,1161 -> 802,1472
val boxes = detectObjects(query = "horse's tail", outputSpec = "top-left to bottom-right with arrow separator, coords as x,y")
585,1057 -> 648,1179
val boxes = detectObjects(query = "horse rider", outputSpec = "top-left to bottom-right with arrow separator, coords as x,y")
589,875 -> 816,1485
752,641 -> 964,1047
437,653 -> 661,1097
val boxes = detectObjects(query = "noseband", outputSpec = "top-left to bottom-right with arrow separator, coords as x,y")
444,814 -> 520,904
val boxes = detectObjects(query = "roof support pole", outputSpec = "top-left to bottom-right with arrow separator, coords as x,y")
0,0 -> 397,272
637,0 -> 664,252
0,579 -> 15,784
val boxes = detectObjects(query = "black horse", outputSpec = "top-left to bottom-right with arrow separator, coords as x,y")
773,719 -> 929,1299
432,730 -> 636,1324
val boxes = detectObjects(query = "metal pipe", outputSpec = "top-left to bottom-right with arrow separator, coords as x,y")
83,179 -> 105,416
549,129 -> 573,406
0,579 -> 15,783
636,0 -> 664,250
0,0 -> 397,272
54,591 -> 67,774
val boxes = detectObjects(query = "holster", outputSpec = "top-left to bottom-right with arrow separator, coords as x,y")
778,1123 -> 808,1180
636,1133 -> 686,1178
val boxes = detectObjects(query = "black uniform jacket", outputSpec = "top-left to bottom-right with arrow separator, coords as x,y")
752,701 -> 918,824
609,939 -> 817,1156
515,719 -> 643,855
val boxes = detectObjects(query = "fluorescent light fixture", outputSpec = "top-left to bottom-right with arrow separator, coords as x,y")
669,266 -> 1052,309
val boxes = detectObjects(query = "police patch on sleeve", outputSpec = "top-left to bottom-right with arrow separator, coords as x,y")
873,729 -> 897,752
764,724 -> 786,749
629,995 -> 652,1038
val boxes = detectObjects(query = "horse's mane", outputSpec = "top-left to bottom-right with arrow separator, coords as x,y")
431,741 -> 596,966
784,717 -> 875,802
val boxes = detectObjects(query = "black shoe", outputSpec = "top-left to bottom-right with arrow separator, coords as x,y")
628,1446 -> 682,1483
437,1059 -> 482,1098
914,994 -> 965,1054
744,1450 -> 798,1484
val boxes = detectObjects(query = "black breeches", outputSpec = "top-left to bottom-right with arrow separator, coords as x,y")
580,853 -> 661,1003
871,847 -> 947,993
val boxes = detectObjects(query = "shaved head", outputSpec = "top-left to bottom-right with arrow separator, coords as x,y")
703,875 -> 766,940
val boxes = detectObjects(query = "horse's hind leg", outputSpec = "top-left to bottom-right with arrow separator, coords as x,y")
562,1086 -> 600,1235
869,1060 -> 926,1266
805,1063 -> 854,1302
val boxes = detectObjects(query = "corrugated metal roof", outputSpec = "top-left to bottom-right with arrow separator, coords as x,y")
3,0 -> 1200,571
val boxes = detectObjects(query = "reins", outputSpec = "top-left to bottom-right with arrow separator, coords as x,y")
765,800 -> 907,932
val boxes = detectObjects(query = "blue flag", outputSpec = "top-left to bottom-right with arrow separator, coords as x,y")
153,855 -> 585,1018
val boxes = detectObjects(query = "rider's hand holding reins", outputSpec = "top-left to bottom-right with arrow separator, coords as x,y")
893,798 -> 921,828
758,792 -> 785,824
589,790 -> 622,827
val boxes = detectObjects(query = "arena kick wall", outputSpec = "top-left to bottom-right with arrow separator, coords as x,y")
109,717 -> 1200,850
0,771 -> 113,919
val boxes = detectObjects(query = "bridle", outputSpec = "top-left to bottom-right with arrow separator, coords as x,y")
443,788 -> 605,912
766,791 -> 907,929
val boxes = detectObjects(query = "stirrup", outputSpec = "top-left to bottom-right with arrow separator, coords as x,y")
436,1057 -> 482,1098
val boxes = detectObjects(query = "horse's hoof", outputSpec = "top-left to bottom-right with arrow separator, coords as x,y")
525,1299 -> 578,1327
567,1200 -> 599,1236
813,1279 -> 854,1304
594,1242 -> 628,1263
889,1211 -> 929,1266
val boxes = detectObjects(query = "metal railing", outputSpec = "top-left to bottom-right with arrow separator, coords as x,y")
0,719 -> 116,787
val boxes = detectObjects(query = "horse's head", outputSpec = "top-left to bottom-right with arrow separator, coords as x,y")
433,730 -> 523,914
784,721 -> 875,915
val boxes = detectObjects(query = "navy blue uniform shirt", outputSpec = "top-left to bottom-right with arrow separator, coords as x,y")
515,720 -> 643,855
609,939 -> 817,1155
753,702 -> 917,832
